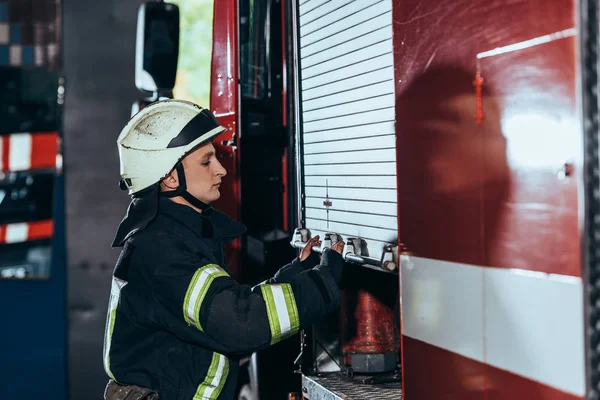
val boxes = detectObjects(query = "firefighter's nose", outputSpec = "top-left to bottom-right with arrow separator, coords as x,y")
216,159 -> 227,177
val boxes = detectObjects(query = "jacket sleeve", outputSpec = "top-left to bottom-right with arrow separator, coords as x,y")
144,244 -> 342,355
261,251 -> 321,285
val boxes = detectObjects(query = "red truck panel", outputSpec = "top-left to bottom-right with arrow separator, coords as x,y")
210,0 -> 242,278
394,0 -> 582,398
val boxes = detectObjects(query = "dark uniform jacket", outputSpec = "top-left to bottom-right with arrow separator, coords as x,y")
103,197 -> 343,400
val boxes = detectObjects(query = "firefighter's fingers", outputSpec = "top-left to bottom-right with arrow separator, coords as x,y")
306,235 -> 320,247
300,235 -> 320,261
331,241 -> 344,254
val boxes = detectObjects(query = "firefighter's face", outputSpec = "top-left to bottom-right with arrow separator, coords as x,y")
162,142 -> 227,208
183,142 -> 227,204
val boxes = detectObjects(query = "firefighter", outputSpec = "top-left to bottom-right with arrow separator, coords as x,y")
102,99 -> 345,400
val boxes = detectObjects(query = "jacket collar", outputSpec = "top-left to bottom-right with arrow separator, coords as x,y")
158,197 -> 246,241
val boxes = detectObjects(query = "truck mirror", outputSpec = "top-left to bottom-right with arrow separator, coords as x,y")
135,1 -> 180,94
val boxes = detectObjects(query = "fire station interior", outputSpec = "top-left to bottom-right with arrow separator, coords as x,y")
2,0 -> 600,399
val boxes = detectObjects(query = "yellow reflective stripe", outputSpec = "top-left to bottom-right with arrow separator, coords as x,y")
261,285 -> 281,344
260,284 -> 300,345
184,264 -> 229,331
103,277 -> 127,380
193,352 -> 229,400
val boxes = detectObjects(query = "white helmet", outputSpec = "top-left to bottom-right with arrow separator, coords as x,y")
117,99 -> 226,195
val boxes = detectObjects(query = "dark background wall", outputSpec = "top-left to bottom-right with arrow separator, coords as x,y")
1,0 -> 67,399
62,0 -> 142,398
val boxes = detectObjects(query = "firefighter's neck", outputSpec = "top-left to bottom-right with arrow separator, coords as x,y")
166,196 -> 204,214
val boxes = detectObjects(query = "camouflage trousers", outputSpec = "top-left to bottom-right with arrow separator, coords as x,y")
104,379 -> 159,400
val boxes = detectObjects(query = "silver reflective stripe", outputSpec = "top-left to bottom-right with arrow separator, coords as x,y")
193,352 -> 229,399
103,277 -> 128,380
271,285 -> 292,335
184,264 -> 229,331
260,284 -> 300,344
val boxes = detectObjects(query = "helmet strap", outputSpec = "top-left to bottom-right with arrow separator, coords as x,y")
160,162 -> 212,213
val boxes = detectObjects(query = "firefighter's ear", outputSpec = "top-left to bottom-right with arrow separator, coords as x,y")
161,169 -> 179,190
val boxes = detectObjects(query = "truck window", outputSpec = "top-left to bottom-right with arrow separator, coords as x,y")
170,0 -> 214,106
240,0 -> 269,100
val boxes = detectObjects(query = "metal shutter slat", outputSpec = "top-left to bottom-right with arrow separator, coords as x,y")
302,13 -> 391,58
305,186 -> 397,204
304,81 -> 394,112
304,161 -> 397,177
299,0 -> 331,18
300,2 -> 390,48
299,0 -> 355,28
304,135 -> 395,154
304,148 -> 396,165
302,53 -> 394,90
304,175 -> 397,190
303,67 -> 395,101
304,107 -> 394,133
302,21 -> 392,68
302,40 -> 393,79
303,94 -> 395,123
303,121 -> 395,143
305,197 -> 398,216
306,209 -> 397,231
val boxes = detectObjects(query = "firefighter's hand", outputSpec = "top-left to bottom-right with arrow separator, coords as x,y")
320,245 -> 345,284
300,235 -> 321,262
331,241 -> 344,254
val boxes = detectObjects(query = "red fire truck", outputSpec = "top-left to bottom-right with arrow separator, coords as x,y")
135,0 -> 599,398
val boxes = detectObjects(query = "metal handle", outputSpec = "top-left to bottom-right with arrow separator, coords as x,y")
289,229 -> 341,254
290,228 -> 398,273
